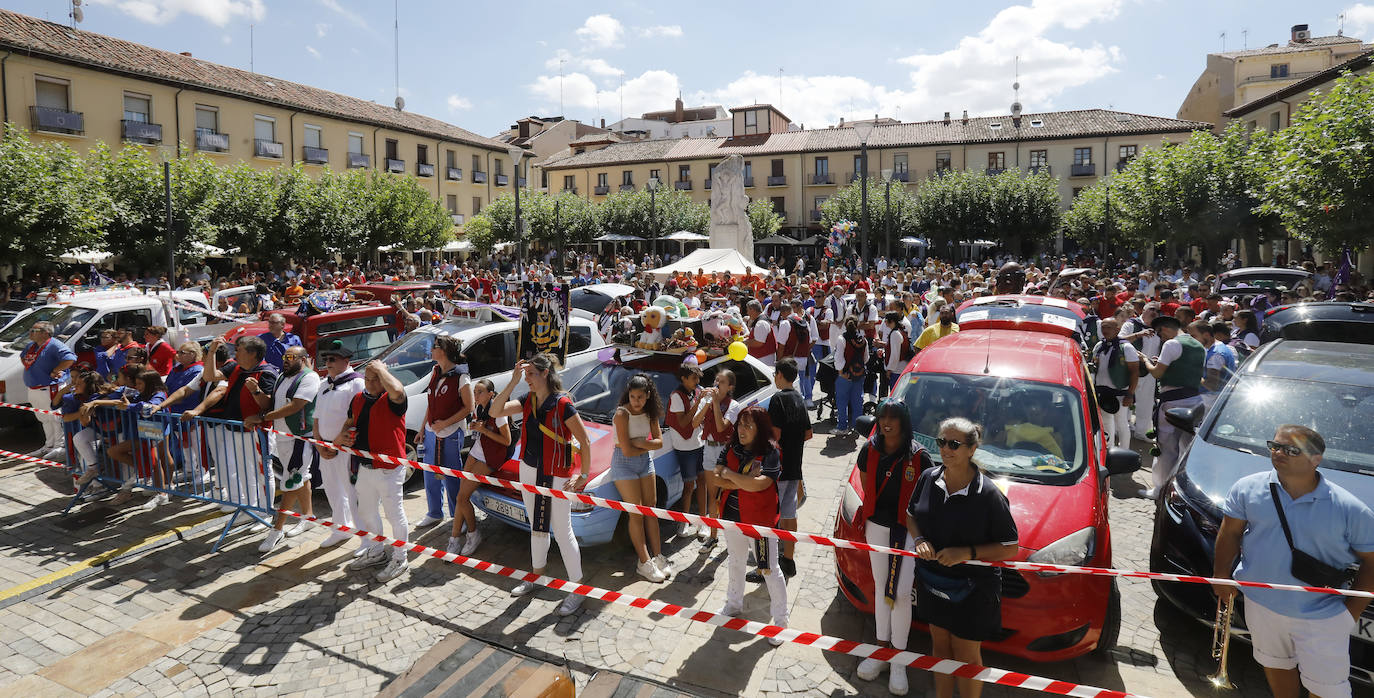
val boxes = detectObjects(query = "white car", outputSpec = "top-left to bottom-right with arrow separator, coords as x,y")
569,282 -> 637,320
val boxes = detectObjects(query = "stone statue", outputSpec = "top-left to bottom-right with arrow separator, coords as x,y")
709,154 -> 752,260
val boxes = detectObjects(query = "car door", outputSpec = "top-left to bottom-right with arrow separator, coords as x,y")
466,330 -> 516,380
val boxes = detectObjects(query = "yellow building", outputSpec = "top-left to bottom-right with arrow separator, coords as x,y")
536,105 -> 1210,242
0,8 -> 514,230
1177,23 -> 1370,132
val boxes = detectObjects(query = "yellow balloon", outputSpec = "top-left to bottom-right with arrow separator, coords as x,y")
727,341 -> 748,362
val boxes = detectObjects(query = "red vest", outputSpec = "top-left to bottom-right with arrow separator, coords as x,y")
720,446 -> 778,527
667,386 -> 700,442
519,394 -> 578,478
701,398 -> 735,445
146,339 -> 176,376
857,441 -> 927,528
782,315 -> 812,357
748,317 -> 776,360
224,362 -> 272,420
476,413 -> 509,466
349,391 -> 407,468
426,366 -> 467,425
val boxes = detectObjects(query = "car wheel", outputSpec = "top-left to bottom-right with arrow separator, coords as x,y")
1094,580 -> 1122,657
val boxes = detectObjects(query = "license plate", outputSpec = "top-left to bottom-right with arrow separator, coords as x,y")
1355,613 -> 1374,641
483,496 -> 527,523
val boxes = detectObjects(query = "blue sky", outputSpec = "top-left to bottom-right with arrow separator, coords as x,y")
10,0 -> 1373,135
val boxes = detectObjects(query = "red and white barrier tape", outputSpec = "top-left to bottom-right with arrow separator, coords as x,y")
0,448 -> 71,471
267,427 -> 1374,601
1,402 -> 60,417
278,509 -> 1140,698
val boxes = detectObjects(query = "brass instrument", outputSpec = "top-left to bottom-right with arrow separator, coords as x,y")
1208,595 -> 1236,690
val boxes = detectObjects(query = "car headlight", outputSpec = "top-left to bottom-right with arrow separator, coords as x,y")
840,484 -> 861,523
1027,526 -> 1096,577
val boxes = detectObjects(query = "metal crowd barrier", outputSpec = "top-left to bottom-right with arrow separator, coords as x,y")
66,406 -> 273,551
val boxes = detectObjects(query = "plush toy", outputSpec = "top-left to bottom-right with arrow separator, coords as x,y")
702,310 -> 732,346
612,317 -> 637,346
665,327 -> 698,352
653,294 -> 689,319
722,312 -> 746,344
637,307 -> 666,350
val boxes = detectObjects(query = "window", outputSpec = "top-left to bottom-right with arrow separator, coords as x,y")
987,152 -> 1005,170
122,93 -> 150,123
1073,147 -> 1092,166
472,154 -> 482,172
1270,63 -> 1289,79
417,144 -> 429,165
195,105 -> 218,134
678,164 -> 691,181
443,195 -> 457,214
744,110 -> 758,134
494,158 -> 504,176
540,170 -> 548,188
348,132 -> 365,154
621,170 -> 634,186
466,332 -> 514,378
708,163 -> 717,181
1029,149 -> 1048,167
1269,112 -> 1281,131
743,161 -> 753,179
254,116 -> 275,142
770,196 -> 785,214
569,326 -> 593,353
303,124 -> 322,149
893,153 -> 908,173
472,197 -> 482,215
771,159 -> 784,177
813,196 -> 827,210
34,77 -> 70,111
935,150 -> 951,171
385,139 -> 399,160
853,154 -> 863,173
815,157 -> 829,175
649,168 -> 661,181
1118,145 -> 1137,162
563,175 -> 575,190
597,172 -> 609,188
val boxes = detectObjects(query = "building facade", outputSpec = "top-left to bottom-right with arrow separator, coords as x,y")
607,98 -> 731,141
0,9 -> 512,230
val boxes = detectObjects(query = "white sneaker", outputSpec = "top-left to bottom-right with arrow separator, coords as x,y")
43,447 -> 67,462
347,547 -> 387,570
889,662 -> 908,696
652,554 -> 673,578
696,525 -> 712,541
446,536 -> 462,555
460,531 -> 482,556
717,604 -> 743,618
856,657 -> 887,681
768,634 -> 784,647
258,529 -> 285,553
679,520 -> 695,538
320,531 -> 351,549
555,593 -> 584,616
375,556 -> 409,582
510,580 -> 537,597
637,560 -> 666,583
140,493 -> 170,511
1138,488 -> 1156,499
283,521 -> 308,538
352,544 -> 370,557
415,514 -> 443,528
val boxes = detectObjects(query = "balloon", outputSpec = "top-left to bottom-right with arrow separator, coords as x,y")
727,341 -> 748,362
695,349 -> 708,364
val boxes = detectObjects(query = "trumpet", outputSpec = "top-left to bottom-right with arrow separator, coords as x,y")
1208,595 -> 1236,690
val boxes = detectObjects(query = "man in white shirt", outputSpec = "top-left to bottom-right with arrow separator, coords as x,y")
313,342 -> 365,549
848,288 -> 880,339
1091,318 -> 1140,449
245,346 -> 323,553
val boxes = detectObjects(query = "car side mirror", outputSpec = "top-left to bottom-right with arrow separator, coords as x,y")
1164,404 -> 1205,434
854,415 -> 876,438
1105,447 -> 1141,476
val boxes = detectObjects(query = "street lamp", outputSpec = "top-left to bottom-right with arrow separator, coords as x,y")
647,177 -> 661,260
156,146 -> 176,293
507,145 -> 526,277
881,168 -> 894,262
853,121 -> 876,273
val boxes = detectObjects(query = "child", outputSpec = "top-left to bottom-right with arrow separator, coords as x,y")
611,374 -> 667,582
448,378 -> 512,556
87,368 -> 167,506
667,362 -> 706,539
692,368 -> 740,551
60,371 -> 106,486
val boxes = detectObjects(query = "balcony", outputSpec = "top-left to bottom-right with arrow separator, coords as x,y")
254,139 -> 284,158
195,130 -> 230,152
1239,69 -> 1319,87
472,171 -> 487,183
446,167 -> 463,181
562,187 -> 578,195
416,163 -> 435,177
928,167 -> 952,178
891,170 -> 910,182
848,171 -> 877,183
767,175 -> 787,186
1070,163 -> 1096,177
450,214 -> 464,225
347,152 -> 370,168
985,167 -> 1006,176
811,210 -> 823,221
385,158 -> 405,173
301,146 -> 329,165
811,173 -> 834,185
593,185 -> 610,195
30,106 -> 83,135
619,184 -> 636,192
1028,165 -> 1052,175
1115,159 -> 1133,172
495,174 -> 509,186
744,176 -> 755,187
674,180 -> 693,191
121,119 -> 162,143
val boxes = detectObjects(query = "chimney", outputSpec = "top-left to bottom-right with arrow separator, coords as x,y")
839,117 -> 845,126
1291,24 -> 1311,43
600,118 -> 605,128
961,110 -> 969,124
943,111 -> 950,124
179,51 -> 192,57
674,96 -> 684,122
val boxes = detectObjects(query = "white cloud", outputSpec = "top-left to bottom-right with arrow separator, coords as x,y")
637,25 -> 682,38
576,14 -> 623,49
529,69 -> 679,120
87,0 -> 265,26
544,50 -> 624,81
315,22 -> 330,38
306,46 -> 321,60
221,34 -> 232,45
446,95 -> 473,111
1344,3 -> 1374,36
317,0 -> 367,28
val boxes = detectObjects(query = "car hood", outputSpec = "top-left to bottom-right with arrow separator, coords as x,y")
1182,436 -> 1374,506
997,476 -> 1096,552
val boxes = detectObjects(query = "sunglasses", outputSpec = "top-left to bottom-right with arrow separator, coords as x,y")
935,437 -> 969,450
1266,440 -> 1306,457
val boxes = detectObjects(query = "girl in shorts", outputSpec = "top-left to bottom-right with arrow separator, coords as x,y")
612,374 -> 668,581
448,378 -> 511,556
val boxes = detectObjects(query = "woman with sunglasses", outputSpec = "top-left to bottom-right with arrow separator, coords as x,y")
905,418 -> 1018,698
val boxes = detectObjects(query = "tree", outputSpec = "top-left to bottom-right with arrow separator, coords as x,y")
747,198 -> 783,240
819,176 -> 915,255
462,214 -> 497,252
90,141 -> 219,273
984,170 -> 1062,257
594,188 -> 708,240
332,169 -> 452,258
908,170 -> 992,259
1259,70 -> 1374,255
0,126 -> 109,268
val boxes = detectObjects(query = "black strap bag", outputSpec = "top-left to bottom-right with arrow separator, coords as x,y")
1269,482 -> 1357,589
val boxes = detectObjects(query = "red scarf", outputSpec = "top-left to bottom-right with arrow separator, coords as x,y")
21,338 -> 49,370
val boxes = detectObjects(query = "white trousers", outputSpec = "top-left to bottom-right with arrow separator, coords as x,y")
725,527 -> 788,626
865,520 -> 915,649
72,428 -> 98,469
1152,394 -> 1203,494
355,465 -> 408,560
1131,374 -> 1156,439
519,463 -> 582,581
318,451 -> 356,528
27,386 -> 62,449
1100,405 -> 1131,450
207,426 -> 273,509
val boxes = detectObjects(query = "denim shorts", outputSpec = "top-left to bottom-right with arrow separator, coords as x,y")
675,447 -> 705,481
777,479 -> 801,519
610,447 -> 654,481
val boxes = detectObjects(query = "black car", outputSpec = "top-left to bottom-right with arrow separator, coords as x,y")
1259,302 -> 1374,345
1217,266 -> 1314,304
1150,340 -> 1374,685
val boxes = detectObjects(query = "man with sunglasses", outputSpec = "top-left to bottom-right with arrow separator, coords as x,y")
313,341 -> 364,550
1213,425 -> 1374,698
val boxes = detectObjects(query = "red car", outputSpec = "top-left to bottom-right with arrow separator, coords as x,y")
833,321 -> 1140,661
220,302 -> 401,367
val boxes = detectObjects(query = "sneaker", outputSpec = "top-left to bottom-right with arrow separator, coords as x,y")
889,662 -> 908,696
415,514 -> 443,528
140,493 -> 170,511
778,556 -> 797,578
460,531 -> 482,557
111,487 -> 135,506
555,593 -> 584,616
696,524 -> 713,541
352,545 -> 370,558
510,580 -> 537,597
446,536 -> 462,555
320,531 -> 351,549
219,503 -> 237,513
651,554 -> 673,578
699,536 -> 718,554
283,521 -> 308,538
637,560 -> 666,583
258,529 -> 285,553
42,446 -> 67,463
768,634 -> 785,647
75,468 -> 100,486
717,603 -> 743,618
857,657 -> 887,681
347,547 -> 387,570
375,556 -> 409,582
679,520 -> 696,538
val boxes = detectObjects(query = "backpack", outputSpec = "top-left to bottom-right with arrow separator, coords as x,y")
783,316 -> 813,357
898,331 -> 916,363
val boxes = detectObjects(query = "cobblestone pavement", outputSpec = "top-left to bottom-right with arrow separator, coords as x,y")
0,413 -> 1368,698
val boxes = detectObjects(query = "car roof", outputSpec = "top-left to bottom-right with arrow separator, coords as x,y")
1246,340 -> 1374,388
420,315 -> 597,337
910,328 -> 1084,388
958,294 -> 1087,318
574,283 -> 636,298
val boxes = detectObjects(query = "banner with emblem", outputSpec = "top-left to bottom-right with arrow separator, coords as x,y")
518,282 -> 570,364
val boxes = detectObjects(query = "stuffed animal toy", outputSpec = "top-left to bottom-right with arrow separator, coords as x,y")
611,317 -> 637,346
722,312 -> 746,344
665,327 -> 699,352
653,294 -> 689,319
637,307 -> 666,350
702,310 -> 731,345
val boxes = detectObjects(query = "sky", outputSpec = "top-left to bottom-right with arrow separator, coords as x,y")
8,0 -> 1374,136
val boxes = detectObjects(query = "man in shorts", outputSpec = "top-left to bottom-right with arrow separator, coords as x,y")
245,346 -> 321,553
763,358 -> 812,579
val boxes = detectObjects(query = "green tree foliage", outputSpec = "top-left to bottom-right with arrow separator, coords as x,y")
89,141 -> 220,272
908,170 -> 990,258
905,170 -> 1063,259
1258,70 -> 1374,255
0,126 -> 109,267
481,189 -> 599,247
591,187 -> 708,240
747,198 -> 783,240
819,176 -> 916,255
463,214 -> 497,252
984,170 -> 1063,257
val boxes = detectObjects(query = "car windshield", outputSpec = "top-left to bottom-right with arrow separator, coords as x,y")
570,290 -> 612,315
0,307 -> 62,343
889,372 -> 1086,485
957,304 -> 1082,334
0,306 -> 94,345
373,329 -> 438,385
1204,375 -> 1374,474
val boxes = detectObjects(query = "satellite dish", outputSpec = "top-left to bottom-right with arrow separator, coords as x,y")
72,6 -> 83,22
394,96 -> 405,111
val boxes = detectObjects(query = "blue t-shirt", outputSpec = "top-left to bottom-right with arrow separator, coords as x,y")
1223,470 -> 1374,618
22,338 -> 77,389
163,363 -> 204,413
258,331 -> 303,370
1205,342 -> 1238,392
59,393 -> 87,438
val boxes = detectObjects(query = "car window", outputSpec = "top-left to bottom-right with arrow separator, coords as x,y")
0,307 -> 62,343
319,315 -> 390,334
219,291 -> 258,314
466,332 -> 510,378
114,309 -> 154,332
569,325 -> 592,353
43,306 -> 99,345
321,329 -> 393,365
1205,375 -> 1374,474
570,290 -> 611,315
567,362 -> 680,424
375,330 -> 437,385
703,360 -> 768,399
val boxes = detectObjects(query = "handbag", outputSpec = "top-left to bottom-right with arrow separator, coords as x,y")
916,562 -> 976,603
1269,483 -> 1358,589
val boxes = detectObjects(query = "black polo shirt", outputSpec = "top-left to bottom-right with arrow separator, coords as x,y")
766,387 -> 810,481
906,465 -> 1018,580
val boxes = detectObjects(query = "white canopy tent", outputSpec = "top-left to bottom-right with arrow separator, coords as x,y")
663,230 -> 708,242
58,247 -> 111,264
646,247 -> 769,280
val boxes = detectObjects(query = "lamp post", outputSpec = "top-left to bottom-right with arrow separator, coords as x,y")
647,177 -> 661,261
507,146 -> 526,277
156,146 -> 176,293
881,168 -> 894,263
854,121 -> 876,273
554,199 -> 563,276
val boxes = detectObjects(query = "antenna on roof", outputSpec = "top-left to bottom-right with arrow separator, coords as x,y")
559,58 -> 566,116
778,67 -> 783,110
1338,12 -> 1346,36
1220,31 -> 1226,52
249,24 -> 255,73
1242,28 -> 1248,49
69,0 -> 82,26
392,0 -> 404,111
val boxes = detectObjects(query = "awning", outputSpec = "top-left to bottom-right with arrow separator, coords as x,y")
663,230 -> 709,241
757,234 -> 801,246
58,247 -> 111,264
442,240 -> 472,252
899,237 -> 929,247
595,233 -> 646,242
646,248 -> 770,280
